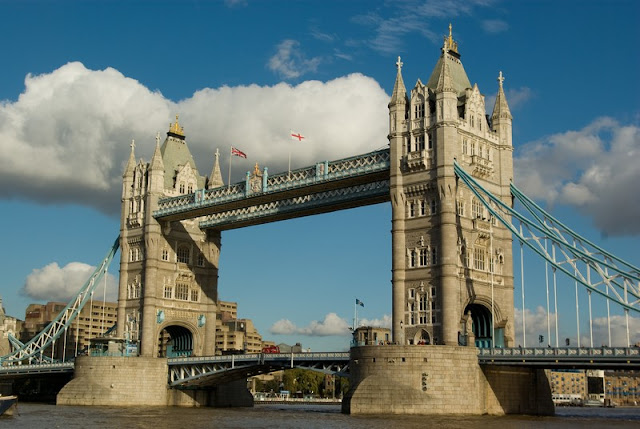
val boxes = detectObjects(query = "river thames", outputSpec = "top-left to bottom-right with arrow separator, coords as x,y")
2,403 -> 640,428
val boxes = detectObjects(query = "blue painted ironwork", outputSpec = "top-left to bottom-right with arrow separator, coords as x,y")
0,362 -> 74,377
154,149 -> 390,221
478,347 -> 640,369
200,179 -> 389,229
0,238 -> 120,365
453,160 -> 640,314
168,352 -> 350,388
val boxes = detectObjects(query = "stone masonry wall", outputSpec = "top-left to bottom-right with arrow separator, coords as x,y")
343,345 -> 554,416
57,356 -> 168,406
481,365 -> 554,415
343,345 -> 484,415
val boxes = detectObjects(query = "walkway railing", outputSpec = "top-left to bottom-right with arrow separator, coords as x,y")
478,346 -> 640,368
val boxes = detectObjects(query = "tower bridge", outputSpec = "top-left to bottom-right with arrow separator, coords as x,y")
2,26 -> 639,415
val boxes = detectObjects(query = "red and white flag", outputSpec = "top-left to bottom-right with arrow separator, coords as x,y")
231,147 -> 247,158
290,131 -> 305,142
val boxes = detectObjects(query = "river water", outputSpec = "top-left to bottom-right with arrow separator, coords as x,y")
2,403 -> 639,428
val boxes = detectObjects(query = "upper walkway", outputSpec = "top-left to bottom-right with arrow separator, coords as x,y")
478,346 -> 640,369
153,149 -> 390,229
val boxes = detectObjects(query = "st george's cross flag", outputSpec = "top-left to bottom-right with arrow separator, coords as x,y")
290,131 -> 306,142
231,147 -> 247,158
356,298 -> 364,308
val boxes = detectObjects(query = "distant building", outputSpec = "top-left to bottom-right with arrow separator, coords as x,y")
218,301 -> 238,321
215,300 -> 267,354
0,298 -> 23,356
605,370 -> 640,405
545,369 -> 640,406
277,342 -> 305,353
20,300 -> 117,360
545,369 -> 587,402
353,326 -> 391,346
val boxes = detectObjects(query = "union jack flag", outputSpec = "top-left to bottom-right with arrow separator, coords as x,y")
231,147 -> 247,159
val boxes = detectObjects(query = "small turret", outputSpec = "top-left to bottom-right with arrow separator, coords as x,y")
491,71 -> 513,146
434,38 -> 458,123
123,139 -> 136,178
389,56 -> 408,107
148,132 -> 165,194
207,148 -> 224,189
122,140 -> 136,199
389,56 -> 408,137
435,43 -> 455,94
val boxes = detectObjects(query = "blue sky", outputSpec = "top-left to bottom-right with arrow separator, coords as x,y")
0,0 -> 638,351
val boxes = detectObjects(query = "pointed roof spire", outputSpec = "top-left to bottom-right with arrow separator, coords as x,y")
208,148 -> 224,189
427,24 -> 470,94
150,132 -> 165,171
123,139 -> 136,177
491,71 -> 512,121
389,56 -> 408,105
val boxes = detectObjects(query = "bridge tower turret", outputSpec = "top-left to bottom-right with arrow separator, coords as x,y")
117,116 -> 221,358
388,25 -> 515,348
389,56 -> 409,345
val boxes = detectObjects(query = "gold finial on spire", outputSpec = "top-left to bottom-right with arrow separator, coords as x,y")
168,114 -> 185,137
253,162 -> 260,176
444,23 -> 458,54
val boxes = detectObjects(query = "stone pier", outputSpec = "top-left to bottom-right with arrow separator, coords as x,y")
342,345 -> 553,415
57,356 -> 253,408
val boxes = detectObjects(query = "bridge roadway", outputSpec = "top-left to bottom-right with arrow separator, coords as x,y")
168,352 -> 350,389
153,148 -> 391,229
1,347 -> 638,386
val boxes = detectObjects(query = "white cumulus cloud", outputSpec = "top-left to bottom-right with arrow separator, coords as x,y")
0,62 -> 389,215
270,312 -> 351,336
514,117 -> 640,236
21,261 -> 118,303
358,314 -> 391,328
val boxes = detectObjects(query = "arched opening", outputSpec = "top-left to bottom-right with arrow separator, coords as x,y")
158,325 -> 193,357
413,329 -> 431,345
464,303 -> 496,348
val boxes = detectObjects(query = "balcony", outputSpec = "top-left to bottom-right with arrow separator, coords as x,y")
470,155 -> 493,176
404,150 -> 431,171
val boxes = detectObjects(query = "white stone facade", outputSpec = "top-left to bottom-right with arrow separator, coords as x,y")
117,119 -> 223,357
389,28 -> 515,347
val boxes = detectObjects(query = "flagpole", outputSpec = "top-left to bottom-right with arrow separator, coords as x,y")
228,146 -> 232,189
288,130 -> 292,180
353,299 -> 357,331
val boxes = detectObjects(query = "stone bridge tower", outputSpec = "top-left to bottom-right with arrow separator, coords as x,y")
117,117 -> 224,357
389,26 -> 515,347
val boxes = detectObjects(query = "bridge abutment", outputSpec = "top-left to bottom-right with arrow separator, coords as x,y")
57,356 -> 254,408
343,346 -> 553,415
57,356 -> 169,406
